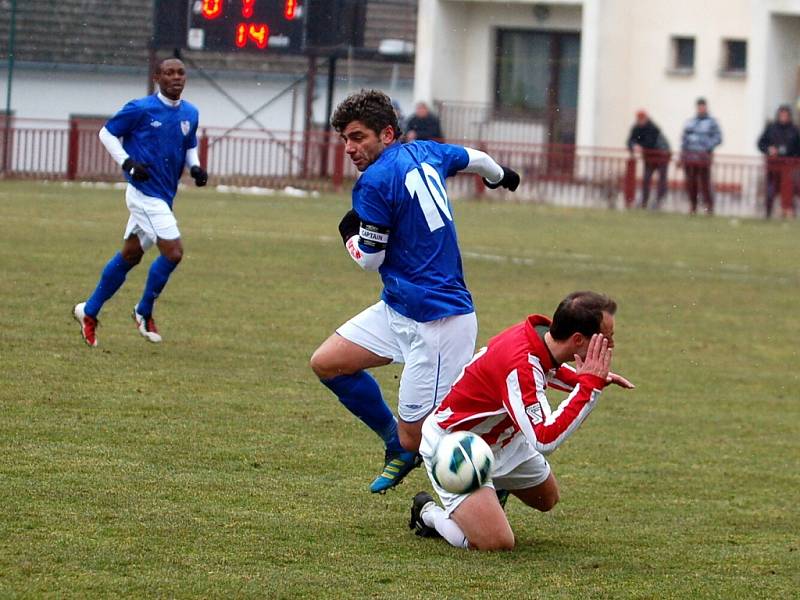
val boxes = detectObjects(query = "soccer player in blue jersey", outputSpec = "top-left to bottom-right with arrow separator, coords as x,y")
72,58 -> 208,347
310,89 -> 520,493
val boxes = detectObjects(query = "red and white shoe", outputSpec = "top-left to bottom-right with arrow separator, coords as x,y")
73,302 -> 98,347
132,305 -> 162,343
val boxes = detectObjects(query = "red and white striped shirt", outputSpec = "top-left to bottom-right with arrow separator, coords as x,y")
432,314 -> 606,456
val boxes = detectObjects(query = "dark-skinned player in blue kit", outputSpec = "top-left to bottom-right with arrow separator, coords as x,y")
73,58 -> 208,347
310,89 -> 521,493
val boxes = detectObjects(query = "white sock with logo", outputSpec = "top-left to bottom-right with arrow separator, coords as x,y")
421,503 -> 469,549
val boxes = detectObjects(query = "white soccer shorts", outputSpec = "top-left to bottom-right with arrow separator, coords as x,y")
123,184 -> 180,250
336,300 -> 477,423
419,417 -> 552,517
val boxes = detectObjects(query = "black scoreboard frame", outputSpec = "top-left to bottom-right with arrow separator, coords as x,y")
151,0 -> 367,55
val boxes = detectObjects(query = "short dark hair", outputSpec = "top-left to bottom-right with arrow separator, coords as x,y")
155,57 -> 184,74
550,291 -> 617,341
696,97 -> 707,106
331,89 -> 401,138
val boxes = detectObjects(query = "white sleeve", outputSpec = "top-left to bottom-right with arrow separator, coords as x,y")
345,235 -> 385,271
98,127 -> 129,166
462,147 -> 504,184
185,146 -> 200,169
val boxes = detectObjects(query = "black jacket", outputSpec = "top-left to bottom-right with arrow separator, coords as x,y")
757,122 -> 800,157
406,115 -> 443,141
627,120 -> 663,150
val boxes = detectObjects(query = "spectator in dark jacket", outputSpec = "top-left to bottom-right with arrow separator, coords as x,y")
757,104 -> 800,218
627,110 -> 670,208
680,98 -> 722,214
405,102 -> 443,141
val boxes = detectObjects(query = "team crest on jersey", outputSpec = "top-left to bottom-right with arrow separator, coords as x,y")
525,403 -> 543,424
181,120 -> 190,136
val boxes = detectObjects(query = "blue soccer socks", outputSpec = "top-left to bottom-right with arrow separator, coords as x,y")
84,252 -> 136,317
321,371 -> 404,453
137,255 -> 178,317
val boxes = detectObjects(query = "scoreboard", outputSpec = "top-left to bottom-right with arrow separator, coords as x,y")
152,0 -> 367,54
186,0 -> 304,53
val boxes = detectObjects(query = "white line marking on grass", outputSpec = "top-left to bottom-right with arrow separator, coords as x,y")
462,249 -> 795,286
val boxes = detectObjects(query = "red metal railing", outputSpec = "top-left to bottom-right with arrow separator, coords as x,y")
1,118 -> 797,218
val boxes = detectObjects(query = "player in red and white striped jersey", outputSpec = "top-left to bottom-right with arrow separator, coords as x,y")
409,291 -> 634,550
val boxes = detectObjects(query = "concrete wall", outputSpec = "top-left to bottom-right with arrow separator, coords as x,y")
593,0 -> 750,154
3,64 -> 414,131
414,0 -> 800,155
415,0 -> 582,106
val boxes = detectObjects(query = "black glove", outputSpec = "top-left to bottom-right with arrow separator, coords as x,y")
121,158 -> 150,182
483,165 -> 520,192
338,209 -> 361,245
190,166 -> 208,187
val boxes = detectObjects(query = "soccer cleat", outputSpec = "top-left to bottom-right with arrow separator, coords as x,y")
73,302 -> 98,347
369,449 -> 422,494
409,491 -> 441,538
132,305 -> 162,343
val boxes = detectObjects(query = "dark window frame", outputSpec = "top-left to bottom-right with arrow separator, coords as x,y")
670,36 -> 695,72
721,39 -> 747,74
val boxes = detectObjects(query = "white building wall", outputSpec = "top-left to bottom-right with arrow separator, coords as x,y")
4,66 -> 414,131
414,0 -> 800,155
415,0 -> 582,106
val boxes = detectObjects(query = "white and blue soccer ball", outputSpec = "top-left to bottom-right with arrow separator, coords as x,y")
431,431 -> 495,494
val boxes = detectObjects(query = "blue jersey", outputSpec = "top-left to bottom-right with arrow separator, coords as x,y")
105,94 -> 199,207
352,141 -> 472,322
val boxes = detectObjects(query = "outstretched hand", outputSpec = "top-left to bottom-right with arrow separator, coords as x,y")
574,334 -> 612,381
483,165 -> 520,191
606,372 -> 635,389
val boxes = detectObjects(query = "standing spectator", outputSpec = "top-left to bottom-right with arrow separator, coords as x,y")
757,104 -> 800,218
391,100 -> 406,136
680,98 -> 722,214
405,102 -> 444,141
627,110 -> 670,209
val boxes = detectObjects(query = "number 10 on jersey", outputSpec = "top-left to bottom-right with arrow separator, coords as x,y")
405,164 -> 453,232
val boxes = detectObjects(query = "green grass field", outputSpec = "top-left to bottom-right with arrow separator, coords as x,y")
1,180 -> 799,598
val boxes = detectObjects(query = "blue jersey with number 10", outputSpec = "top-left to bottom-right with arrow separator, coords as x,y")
352,141 -> 473,322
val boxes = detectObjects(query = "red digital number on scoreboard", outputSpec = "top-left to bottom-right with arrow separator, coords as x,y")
201,0 -> 223,19
235,23 -> 270,49
195,1 -> 301,51
199,1 -> 300,22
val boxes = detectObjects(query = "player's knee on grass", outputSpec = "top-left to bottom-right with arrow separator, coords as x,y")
453,487 -> 515,551
470,529 -> 515,552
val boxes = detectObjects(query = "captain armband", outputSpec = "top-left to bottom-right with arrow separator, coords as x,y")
358,223 -> 390,250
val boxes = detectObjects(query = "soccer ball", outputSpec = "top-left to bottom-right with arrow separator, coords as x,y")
431,431 -> 494,494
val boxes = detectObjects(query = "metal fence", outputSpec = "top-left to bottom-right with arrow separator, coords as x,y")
1,118 -> 795,218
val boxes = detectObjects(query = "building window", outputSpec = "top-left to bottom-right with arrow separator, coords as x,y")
722,39 -> 747,74
670,36 -> 695,72
494,29 -> 581,143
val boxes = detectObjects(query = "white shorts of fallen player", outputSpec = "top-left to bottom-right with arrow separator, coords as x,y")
336,300 -> 477,423
123,184 -> 180,251
419,417 -> 552,517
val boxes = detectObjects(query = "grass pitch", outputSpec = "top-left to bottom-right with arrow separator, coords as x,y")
1,180 -> 798,598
